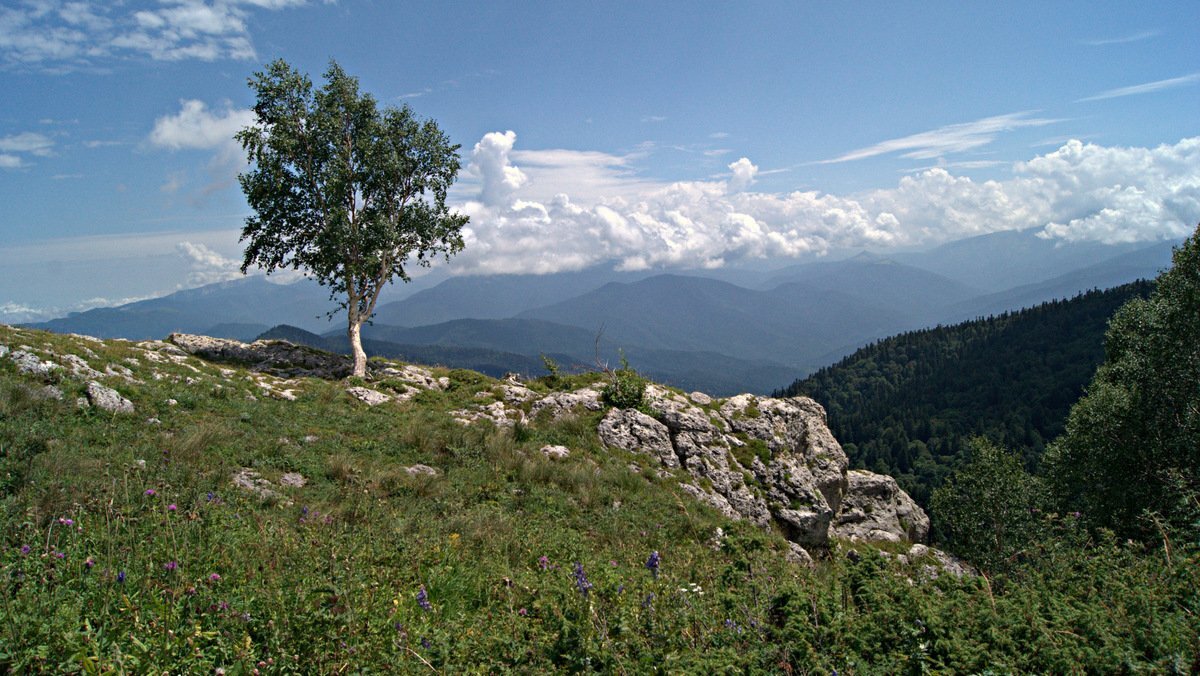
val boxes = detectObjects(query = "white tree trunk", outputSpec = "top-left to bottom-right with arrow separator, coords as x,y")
349,321 -> 367,377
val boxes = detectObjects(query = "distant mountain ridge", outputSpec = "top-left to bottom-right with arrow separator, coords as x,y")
26,229 -> 1182,394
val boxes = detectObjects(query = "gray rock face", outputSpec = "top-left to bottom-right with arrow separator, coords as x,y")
61,353 -> 102,379
168,333 -> 352,378
10,350 -> 61,377
597,385 -> 925,556
346,386 -> 392,406
85,381 -> 134,413
832,470 -> 930,543
540,444 -> 571,460
529,385 -> 604,420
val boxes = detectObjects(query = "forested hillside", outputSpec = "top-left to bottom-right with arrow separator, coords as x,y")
777,281 -> 1155,505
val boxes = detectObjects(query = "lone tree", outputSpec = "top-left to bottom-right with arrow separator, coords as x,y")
237,59 -> 468,377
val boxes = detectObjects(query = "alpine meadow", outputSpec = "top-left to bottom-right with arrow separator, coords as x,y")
2,3 -> 1199,672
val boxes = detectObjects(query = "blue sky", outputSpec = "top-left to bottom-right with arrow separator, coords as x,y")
1,0 -> 1198,321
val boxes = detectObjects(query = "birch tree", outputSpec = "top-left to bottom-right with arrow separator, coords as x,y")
237,59 -> 468,377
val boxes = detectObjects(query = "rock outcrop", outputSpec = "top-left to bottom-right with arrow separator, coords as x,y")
832,470 -> 930,543
167,333 -> 353,378
598,384 -> 926,558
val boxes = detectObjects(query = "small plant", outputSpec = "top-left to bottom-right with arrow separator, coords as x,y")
601,352 -> 646,410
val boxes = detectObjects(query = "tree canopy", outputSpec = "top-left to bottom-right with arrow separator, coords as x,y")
237,59 -> 468,376
1044,225 -> 1200,539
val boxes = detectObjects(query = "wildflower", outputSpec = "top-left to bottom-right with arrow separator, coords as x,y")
518,607 -> 527,616
85,557 -> 95,569
19,545 -> 30,556
416,585 -> 432,611
117,571 -> 126,583
54,551 -> 65,560
646,550 -> 660,578
209,573 -> 221,583
206,492 -> 215,502
538,555 -> 550,570
573,562 -> 593,597
164,561 -> 178,572
144,489 -> 156,497
609,559 -> 618,566
421,637 -> 431,650
186,586 -> 197,596
167,504 -> 177,512
1072,511 -> 1082,518
57,517 -> 74,526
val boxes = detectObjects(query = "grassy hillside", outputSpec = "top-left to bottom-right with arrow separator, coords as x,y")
1,324 -> 1195,672
777,281 -> 1155,505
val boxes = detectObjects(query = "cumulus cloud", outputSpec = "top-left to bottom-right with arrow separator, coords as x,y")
0,0 -> 317,69
148,99 -> 254,194
824,111 -> 1061,163
727,157 -> 758,192
447,132 -> 1200,275
468,131 -> 528,207
177,241 -> 244,285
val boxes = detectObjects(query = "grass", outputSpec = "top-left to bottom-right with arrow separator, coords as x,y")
1,324 -> 1197,673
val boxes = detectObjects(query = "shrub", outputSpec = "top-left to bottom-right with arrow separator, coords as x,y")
601,353 -> 647,410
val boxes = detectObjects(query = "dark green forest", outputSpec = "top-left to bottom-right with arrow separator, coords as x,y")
777,280 -> 1155,505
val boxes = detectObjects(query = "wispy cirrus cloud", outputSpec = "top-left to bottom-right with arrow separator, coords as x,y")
1077,72 -> 1200,102
822,112 -> 1062,163
1078,30 -> 1160,46
0,131 -> 54,168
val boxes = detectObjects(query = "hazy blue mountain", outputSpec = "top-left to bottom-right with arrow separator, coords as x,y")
266,320 -> 798,394
761,253 -> 981,323
371,267 -> 657,327
26,277 -> 341,339
893,227 -> 1153,292
940,240 -> 1177,322
518,274 -> 912,371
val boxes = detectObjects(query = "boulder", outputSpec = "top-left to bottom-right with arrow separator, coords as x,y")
832,470 -> 930,543
86,381 -> 134,413
529,385 -> 604,419
597,408 -> 678,468
346,386 -> 392,406
168,333 -> 352,379
540,445 -> 571,460
10,350 -> 60,377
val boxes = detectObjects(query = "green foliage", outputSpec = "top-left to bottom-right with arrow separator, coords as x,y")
2,324 -> 1198,671
778,282 -> 1153,505
601,352 -> 647,410
237,59 -> 468,374
931,438 -> 1046,572
1044,225 -> 1200,540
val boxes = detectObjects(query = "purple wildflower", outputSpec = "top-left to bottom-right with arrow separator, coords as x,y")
164,560 -> 178,572
144,489 -> 156,497
167,504 -> 177,512
646,550 -> 660,578
53,551 -> 65,560
416,585 -> 432,611
85,557 -> 95,569
117,570 -> 126,583
518,607 -> 527,616
421,637 -> 431,650
209,573 -> 221,582
206,492 -> 214,502
57,517 -> 74,526
538,555 -> 550,570
19,544 -> 30,555
573,562 -> 593,597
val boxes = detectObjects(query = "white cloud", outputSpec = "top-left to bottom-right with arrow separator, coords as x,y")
0,131 -> 53,168
467,131 -> 528,207
727,157 -> 758,192
447,132 -> 1200,275
149,99 -> 253,150
1077,72 -> 1200,102
0,0 -> 316,69
1078,30 -> 1160,46
177,240 -> 244,285
824,112 -> 1061,163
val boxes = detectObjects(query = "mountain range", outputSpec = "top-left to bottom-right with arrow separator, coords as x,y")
25,228 -> 1180,395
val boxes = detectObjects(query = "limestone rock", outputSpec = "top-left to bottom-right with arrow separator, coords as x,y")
346,386 -> 392,406
10,350 -> 60,377
231,469 -> 285,502
60,353 -> 102,379
529,385 -> 604,419
168,333 -> 352,379
86,381 -> 134,413
451,401 -> 524,427
832,470 -> 930,543
598,408 -> 677,468
279,472 -> 308,488
786,542 -> 814,566
0,345 -> 8,359
904,544 -> 977,578
540,445 -> 571,460
404,464 -> 440,477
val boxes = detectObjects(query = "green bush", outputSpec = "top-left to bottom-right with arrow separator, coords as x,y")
601,353 -> 647,410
